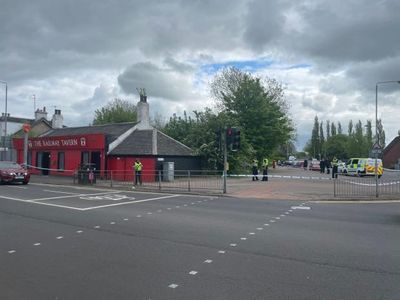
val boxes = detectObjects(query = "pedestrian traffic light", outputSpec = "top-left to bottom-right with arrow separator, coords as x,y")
232,127 -> 240,151
226,127 -> 233,149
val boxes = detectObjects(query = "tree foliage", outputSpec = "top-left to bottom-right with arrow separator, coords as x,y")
93,98 -> 137,125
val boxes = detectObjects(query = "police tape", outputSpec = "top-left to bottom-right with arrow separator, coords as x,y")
24,164 -> 75,173
383,168 -> 400,173
227,174 -> 332,181
341,179 -> 400,187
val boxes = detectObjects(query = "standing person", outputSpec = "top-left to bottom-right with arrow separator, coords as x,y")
331,157 -> 338,178
252,159 -> 259,181
262,158 -> 269,181
134,159 -> 143,185
303,159 -> 308,170
320,158 -> 325,173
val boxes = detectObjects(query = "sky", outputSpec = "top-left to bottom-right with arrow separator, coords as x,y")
1,0 -> 399,150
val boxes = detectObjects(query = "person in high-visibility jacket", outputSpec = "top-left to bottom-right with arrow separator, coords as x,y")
262,158 -> 269,181
331,157 -> 338,179
134,159 -> 143,185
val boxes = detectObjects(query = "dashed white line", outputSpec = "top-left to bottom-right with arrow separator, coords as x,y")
168,284 -> 179,289
56,236 -> 63,240
123,218 -> 129,221
8,250 -> 16,254
110,222 -> 116,225
257,227 -> 263,230
230,243 -> 237,247
240,237 -> 247,240
167,208 -> 172,210
176,206 -> 180,208
291,206 -> 311,210
137,215 -> 142,217
249,232 -> 255,235
94,226 -> 100,229
189,271 -> 198,275
183,204 -> 188,207
270,220 -> 276,223
76,230 -> 83,234
264,224 -> 269,226
191,202 -> 195,205
34,243 -> 41,246
280,214 -> 286,217
275,217 -> 280,220
157,210 -> 162,213
204,259 -> 213,264
147,212 -> 152,215
218,250 -> 226,254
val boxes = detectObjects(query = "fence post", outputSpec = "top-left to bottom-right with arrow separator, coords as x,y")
110,171 -> 113,187
188,170 -> 191,192
158,170 -> 162,190
333,176 -> 336,197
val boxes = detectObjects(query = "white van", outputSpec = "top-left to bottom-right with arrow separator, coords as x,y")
343,158 -> 383,177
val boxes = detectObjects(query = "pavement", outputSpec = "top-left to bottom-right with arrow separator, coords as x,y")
28,166 -> 400,201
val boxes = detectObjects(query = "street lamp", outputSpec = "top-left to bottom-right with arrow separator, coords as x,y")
375,80 -> 400,197
0,80 -> 7,161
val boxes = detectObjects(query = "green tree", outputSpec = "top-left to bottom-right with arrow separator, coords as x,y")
338,122 -> 343,134
211,67 -> 293,161
324,134 -> 350,159
376,118 -> 386,147
365,120 -> 373,150
331,122 -> 337,136
93,98 -> 137,125
326,120 -> 331,139
306,116 -> 320,158
319,121 -> 325,157
348,120 -> 353,136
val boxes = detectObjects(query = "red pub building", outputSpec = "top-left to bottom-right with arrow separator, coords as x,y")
13,95 -> 200,179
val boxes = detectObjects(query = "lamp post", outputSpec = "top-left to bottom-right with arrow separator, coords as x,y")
375,80 -> 400,197
0,80 -> 7,161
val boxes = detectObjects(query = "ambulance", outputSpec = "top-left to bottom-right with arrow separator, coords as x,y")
343,158 -> 383,177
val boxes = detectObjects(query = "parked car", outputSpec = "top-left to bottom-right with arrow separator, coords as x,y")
309,159 -> 321,171
337,160 -> 346,173
0,161 -> 30,184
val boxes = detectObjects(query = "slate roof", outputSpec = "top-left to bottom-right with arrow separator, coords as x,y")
109,129 -> 194,156
41,122 -> 138,145
383,136 -> 400,154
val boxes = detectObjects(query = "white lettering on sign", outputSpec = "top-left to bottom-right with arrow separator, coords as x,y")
61,139 -> 78,146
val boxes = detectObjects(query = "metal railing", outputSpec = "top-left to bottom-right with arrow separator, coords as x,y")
334,174 -> 400,198
73,169 -> 224,194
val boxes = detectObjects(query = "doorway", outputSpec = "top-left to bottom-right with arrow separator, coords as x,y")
41,152 -> 51,175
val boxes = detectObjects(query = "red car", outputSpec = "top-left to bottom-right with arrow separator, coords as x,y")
0,161 -> 30,184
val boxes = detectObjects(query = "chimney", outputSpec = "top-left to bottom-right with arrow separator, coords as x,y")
136,89 -> 151,129
51,109 -> 63,129
35,106 -> 48,121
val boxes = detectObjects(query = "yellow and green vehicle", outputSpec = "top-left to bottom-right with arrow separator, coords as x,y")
343,158 -> 383,177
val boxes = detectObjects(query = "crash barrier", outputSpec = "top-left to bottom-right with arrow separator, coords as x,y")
98,170 -> 224,193
334,174 -> 400,198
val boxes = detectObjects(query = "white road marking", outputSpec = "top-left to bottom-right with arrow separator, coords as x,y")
249,232 -> 255,235
110,222 -> 116,225
176,206 -> 180,208
197,201 -> 202,203
191,202 -> 195,205
34,243 -> 41,246
81,194 -> 180,211
157,210 -> 162,212
264,224 -> 269,226
31,191 -> 121,202
94,226 -> 100,229
8,250 -> 16,254
43,189 -> 80,195
137,215 -> 142,218
218,250 -> 226,254
76,230 -> 83,234
147,212 -> 152,215
230,243 -> 237,247
289,209 -> 293,212
280,214 -> 286,217
56,236 -> 63,239
189,271 -> 198,275
7,186 -> 27,189
257,227 -> 263,230
168,284 -> 179,289
183,204 -> 188,207
241,237 -> 247,240
285,212 -> 290,214
167,208 -> 172,210
123,218 -> 129,221
270,220 -> 276,223
275,217 -> 280,220
204,259 -> 213,263
291,206 -> 311,210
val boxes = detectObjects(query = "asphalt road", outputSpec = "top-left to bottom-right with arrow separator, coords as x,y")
1,183 -> 399,299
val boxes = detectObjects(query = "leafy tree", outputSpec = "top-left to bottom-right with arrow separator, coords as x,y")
376,118 -> 386,147
324,134 -> 350,160
348,120 -> 353,136
338,122 -> 343,134
365,120 -> 373,150
319,121 -> 325,157
306,116 -> 320,158
93,99 -> 137,125
211,67 -> 293,161
326,120 -> 330,139
331,122 -> 337,136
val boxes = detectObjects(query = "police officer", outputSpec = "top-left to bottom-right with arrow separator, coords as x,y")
252,159 -> 259,181
262,158 -> 269,181
331,157 -> 338,178
134,159 -> 143,185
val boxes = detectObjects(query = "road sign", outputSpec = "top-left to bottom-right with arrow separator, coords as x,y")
372,142 -> 382,150
371,148 -> 382,155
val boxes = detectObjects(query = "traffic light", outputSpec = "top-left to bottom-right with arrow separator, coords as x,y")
232,127 -> 240,151
226,127 -> 233,149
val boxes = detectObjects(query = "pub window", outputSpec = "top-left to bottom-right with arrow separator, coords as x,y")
57,152 -> 65,171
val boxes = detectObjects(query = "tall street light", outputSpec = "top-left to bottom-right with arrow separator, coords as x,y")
375,80 -> 400,197
0,80 -> 7,161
